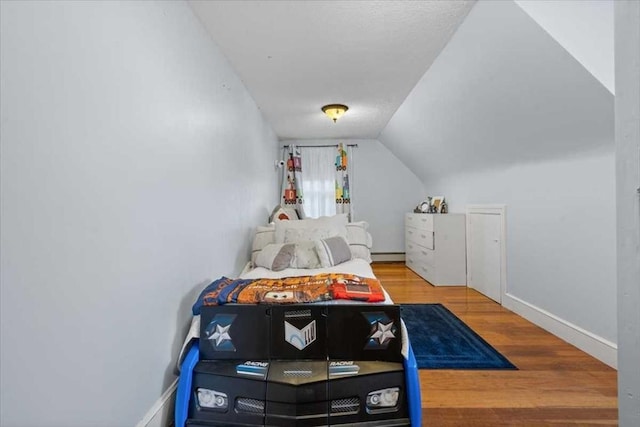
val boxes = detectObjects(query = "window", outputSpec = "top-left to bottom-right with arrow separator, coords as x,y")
281,144 -> 353,220
300,147 -> 336,218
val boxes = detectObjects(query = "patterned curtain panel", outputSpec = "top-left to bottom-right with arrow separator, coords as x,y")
335,143 -> 352,219
281,145 -> 306,218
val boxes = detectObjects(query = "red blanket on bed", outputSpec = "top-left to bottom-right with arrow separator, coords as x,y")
195,273 -> 385,310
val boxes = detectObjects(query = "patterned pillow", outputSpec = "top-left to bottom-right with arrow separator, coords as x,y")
283,227 -> 344,243
274,214 -> 348,243
292,241 -> 322,269
315,236 -> 353,267
269,205 -> 299,222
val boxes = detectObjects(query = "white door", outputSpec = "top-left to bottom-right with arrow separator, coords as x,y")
467,211 -> 503,303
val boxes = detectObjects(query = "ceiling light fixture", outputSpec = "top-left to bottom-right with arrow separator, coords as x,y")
321,104 -> 349,123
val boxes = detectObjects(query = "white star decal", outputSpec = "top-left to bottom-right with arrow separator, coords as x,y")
209,324 -> 232,346
370,321 -> 395,345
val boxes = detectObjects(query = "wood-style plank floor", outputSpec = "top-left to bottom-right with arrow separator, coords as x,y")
372,262 -> 618,427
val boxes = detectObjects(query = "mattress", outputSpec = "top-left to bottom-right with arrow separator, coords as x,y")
241,258 -> 377,280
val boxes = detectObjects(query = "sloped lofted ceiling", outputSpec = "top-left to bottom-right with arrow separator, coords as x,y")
378,0 -> 614,182
515,0 -> 614,94
188,0 -> 614,183
188,0 -> 475,140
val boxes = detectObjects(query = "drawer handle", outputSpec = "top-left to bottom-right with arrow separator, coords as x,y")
421,251 -> 427,256
421,234 -> 427,239
421,266 -> 428,272
408,230 -> 413,234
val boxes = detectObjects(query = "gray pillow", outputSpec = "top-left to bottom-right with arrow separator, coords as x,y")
315,236 -> 352,268
254,243 -> 295,271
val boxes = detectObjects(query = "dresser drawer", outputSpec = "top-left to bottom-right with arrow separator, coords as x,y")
405,212 -> 466,286
414,245 -> 434,267
415,263 -> 435,282
405,226 -> 434,250
406,259 -> 435,284
406,241 -> 430,257
405,213 -> 434,231
405,240 -> 416,255
405,251 -> 419,271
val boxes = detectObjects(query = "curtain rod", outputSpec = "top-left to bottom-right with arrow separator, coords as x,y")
281,144 -> 358,148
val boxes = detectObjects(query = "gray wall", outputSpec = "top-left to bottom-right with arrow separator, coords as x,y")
615,1 -> 640,424
515,0 -> 614,94
281,139 -> 424,253
429,150 -> 616,343
379,0 -> 616,348
0,1 -> 278,425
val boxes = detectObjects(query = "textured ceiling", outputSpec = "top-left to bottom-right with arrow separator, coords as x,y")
189,0 -> 475,140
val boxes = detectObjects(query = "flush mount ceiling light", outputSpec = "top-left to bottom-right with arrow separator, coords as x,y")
321,104 -> 349,123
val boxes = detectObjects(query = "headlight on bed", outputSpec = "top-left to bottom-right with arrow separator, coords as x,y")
366,387 -> 399,413
196,388 -> 228,410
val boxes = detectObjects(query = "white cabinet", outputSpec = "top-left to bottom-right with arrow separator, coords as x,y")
405,213 -> 466,286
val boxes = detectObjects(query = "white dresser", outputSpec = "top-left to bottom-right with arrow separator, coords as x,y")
405,213 -> 466,286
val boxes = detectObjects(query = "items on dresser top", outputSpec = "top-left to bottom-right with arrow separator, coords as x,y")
414,196 -> 447,214
405,213 -> 466,286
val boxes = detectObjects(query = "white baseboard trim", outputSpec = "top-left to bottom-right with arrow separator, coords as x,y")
371,252 -> 405,262
503,293 -> 617,369
136,378 -> 178,427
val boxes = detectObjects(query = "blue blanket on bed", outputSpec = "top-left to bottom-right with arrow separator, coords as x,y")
192,277 -> 254,315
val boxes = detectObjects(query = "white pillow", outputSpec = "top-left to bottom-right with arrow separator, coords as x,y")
346,221 -> 369,244
283,227 -> 345,243
346,221 -> 373,263
254,241 -> 321,270
349,244 -> 372,263
274,214 -> 348,243
251,224 -> 275,265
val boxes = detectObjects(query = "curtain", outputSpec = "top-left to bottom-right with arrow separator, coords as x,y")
335,143 -> 353,219
281,145 -> 306,218
300,147 -> 336,218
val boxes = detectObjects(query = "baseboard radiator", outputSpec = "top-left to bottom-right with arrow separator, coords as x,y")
371,252 -> 405,262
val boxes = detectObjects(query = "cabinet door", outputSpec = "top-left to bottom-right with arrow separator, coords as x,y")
467,212 -> 502,303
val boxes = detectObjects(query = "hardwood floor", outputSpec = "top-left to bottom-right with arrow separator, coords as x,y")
372,262 -> 618,427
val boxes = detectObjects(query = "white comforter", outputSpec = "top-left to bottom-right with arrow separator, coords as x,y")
241,258 -> 377,280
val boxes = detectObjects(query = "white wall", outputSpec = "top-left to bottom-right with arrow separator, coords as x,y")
0,1 -> 278,426
614,0 -> 640,423
281,140 -> 424,252
379,0 -> 616,361
379,0 -> 613,184
429,149 -> 616,343
515,0 -> 614,94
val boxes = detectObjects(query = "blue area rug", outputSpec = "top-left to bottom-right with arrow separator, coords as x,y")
401,304 -> 517,370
